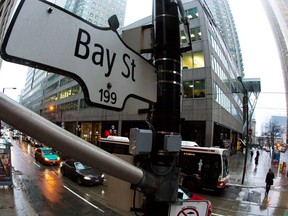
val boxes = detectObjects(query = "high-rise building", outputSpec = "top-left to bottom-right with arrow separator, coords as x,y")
64,0 -> 127,28
20,0 -> 248,149
261,0 -> 288,143
182,0 -> 244,75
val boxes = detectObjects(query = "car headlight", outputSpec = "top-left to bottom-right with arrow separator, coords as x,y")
101,174 -> 105,179
44,157 -> 49,161
57,157 -> 60,160
84,176 -> 91,180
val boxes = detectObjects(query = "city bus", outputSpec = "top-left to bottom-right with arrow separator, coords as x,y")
98,136 -> 229,192
97,136 -> 130,155
179,146 -> 229,192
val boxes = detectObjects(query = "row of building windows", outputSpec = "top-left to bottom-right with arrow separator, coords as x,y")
45,82 -> 58,94
208,31 -> 229,73
60,76 -> 74,87
59,85 -> 81,99
58,100 -> 78,111
213,83 -> 242,122
45,94 -> 57,104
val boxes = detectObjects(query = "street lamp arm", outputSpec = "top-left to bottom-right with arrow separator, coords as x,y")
2,87 -> 17,93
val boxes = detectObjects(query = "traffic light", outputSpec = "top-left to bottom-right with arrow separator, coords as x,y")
237,140 -> 241,150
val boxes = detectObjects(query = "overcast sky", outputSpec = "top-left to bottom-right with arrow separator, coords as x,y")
229,0 -> 286,134
0,0 -> 286,135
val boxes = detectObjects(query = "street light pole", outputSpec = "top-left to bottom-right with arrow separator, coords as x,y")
237,77 -> 249,185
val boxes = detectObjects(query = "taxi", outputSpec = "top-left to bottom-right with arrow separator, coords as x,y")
35,147 -> 60,165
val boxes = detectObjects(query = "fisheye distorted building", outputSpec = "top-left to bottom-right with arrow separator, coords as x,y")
261,0 -> 288,143
19,0 -> 247,149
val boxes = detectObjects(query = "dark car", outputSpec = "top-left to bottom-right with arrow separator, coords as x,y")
35,147 -> 61,165
60,160 -> 104,186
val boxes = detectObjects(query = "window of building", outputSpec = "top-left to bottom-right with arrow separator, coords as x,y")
183,80 -> 205,98
190,27 -> 201,41
180,30 -> 187,44
44,94 -> 57,103
45,82 -> 58,94
60,77 -> 74,87
182,52 -> 205,69
47,73 -> 59,82
185,7 -> 198,19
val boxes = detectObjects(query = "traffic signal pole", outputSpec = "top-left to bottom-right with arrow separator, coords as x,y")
144,0 -> 182,215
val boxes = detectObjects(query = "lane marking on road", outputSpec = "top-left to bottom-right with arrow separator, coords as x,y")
63,185 -> 105,213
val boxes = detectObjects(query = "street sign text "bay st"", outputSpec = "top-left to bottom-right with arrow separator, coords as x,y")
0,0 -> 157,111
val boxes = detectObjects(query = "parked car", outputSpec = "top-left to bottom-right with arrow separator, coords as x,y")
60,160 -> 104,186
35,147 -> 61,165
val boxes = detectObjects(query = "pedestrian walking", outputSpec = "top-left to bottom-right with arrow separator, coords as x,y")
250,150 -> 254,160
265,168 -> 275,195
255,154 -> 259,166
254,150 -> 259,165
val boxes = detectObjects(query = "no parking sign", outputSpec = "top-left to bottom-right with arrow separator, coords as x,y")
169,200 -> 209,216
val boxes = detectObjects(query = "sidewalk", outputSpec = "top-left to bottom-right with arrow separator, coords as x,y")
0,171 -> 38,216
229,149 -> 288,188
207,149 -> 288,216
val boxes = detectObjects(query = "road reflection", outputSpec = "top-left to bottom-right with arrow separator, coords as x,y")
11,138 -> 120,215
38,168 -> 63,203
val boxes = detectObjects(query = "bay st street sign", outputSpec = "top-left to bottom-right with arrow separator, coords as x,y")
0,0 -> 157,111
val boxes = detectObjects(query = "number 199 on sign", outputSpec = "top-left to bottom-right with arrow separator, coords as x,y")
99,89 -> 117,104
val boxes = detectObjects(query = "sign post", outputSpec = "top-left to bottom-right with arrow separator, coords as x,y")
1,0 -> 157,111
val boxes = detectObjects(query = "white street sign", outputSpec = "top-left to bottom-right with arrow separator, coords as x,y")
169,200 -> 209,216
0,0 -> 157,111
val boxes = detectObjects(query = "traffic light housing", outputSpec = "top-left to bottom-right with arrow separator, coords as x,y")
237,140 -> 241,150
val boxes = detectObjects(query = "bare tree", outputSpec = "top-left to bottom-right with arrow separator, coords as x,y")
262,121 -> 284,149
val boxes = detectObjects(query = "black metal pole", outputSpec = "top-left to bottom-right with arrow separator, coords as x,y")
144,0 -> 181,215
241,92 -> 249,184
237,77 -> 249,185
